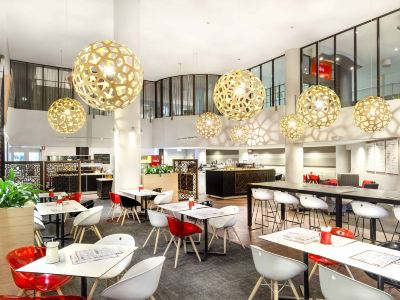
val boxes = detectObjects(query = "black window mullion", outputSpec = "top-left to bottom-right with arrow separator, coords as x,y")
155,81 -> 158,118
315,43 -> 319,85
376,18 -> 380,97
271,60 -> 275,107
354,28 -> 358,103
300,48 -> 303,93
142,82 -> 145,119
192,75 -> 195,115
160,80 -> 163,118
333,36 -> 337,95
169,77 -> 173,117
180,76 -> 183,115
205,75 -> 209,112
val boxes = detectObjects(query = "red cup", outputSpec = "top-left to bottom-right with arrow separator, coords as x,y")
49,190 -> 55,197
56,198 -> 63,205
320,227 -> 332,245
188,199 -> 194,209
138,185 -> 143,191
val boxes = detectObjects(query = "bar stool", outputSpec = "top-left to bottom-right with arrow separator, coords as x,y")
352,201 -> 388,243
272,191 -> 301,232
299,194 -> 329,230
251,188 -> 276,233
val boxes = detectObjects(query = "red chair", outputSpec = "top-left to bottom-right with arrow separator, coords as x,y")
66,192 -> 82,203
163,216 -> 202,268
303,174 -> 308,183
6,247 -> 72,297
108,192 -> 122,220
361,180 -> 375,188
308,227 -> 355,280
321,179 -> 338,186
308,174 -> 320,184
0,296 -> 85,300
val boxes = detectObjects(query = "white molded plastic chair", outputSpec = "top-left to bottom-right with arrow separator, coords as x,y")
299,194 -> 329,229
208,206 -> 244,253
101,256 -> 165,300
73,206 -> 103,243
154,190 -> 173,209
319,265 -> 393,300
87,234 -> 136,300
34,210 -> 43,221
34,217 -> 45,246
252,188 -> 276,232
392,206 -> 400,240
249,245 -> 307,300
142,210 -> 170,254
272,191 -> 300,231
351,201 -> 389,242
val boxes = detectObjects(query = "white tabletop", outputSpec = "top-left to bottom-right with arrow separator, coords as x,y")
96,178 -> 113,181
17,243 -> 138,278
260,227 -> 400,282
180,207 -> 236,220
158,201 -> 208,212
120,189 -> 161,197
39,192 -> 68,198
36,200 -> 88,216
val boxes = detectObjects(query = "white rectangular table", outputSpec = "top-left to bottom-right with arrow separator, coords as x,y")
260,227 -> 400,299
158,201 -> 208,212
36,200 -> 88,247
17,243 -> 137,297
120,189 -> 162,219
38,192 -> 68,201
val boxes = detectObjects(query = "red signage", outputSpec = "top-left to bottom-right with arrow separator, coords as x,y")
311,58 -> 333,80
150,155 -> 160,166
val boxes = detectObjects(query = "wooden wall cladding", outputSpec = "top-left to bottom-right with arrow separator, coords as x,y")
141,173 -> 179,202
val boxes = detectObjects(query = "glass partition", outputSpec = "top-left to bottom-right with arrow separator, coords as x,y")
262,62 -> 273,107
171,76 -> 181,116
301,44 -> 317,90
182,75 -> 193,115
318,38 -> 334,90
195,75 -> 206,114
336,29 -> 355,106
274,56 -> 285,106
207,75 -> 219,113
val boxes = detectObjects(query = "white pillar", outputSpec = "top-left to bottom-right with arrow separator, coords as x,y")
113,0 -> 142,191
284,48 -> 303,183
336,145 -> 350,174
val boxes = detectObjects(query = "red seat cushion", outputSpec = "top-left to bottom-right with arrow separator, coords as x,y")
362,180 -> 375,188
167,216 -> 202,237
0,297 -> 85,300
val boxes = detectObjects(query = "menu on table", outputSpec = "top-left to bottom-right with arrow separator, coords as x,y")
350,250 -> 400,268
282,231 -> 319,244
70,247 -> 123,265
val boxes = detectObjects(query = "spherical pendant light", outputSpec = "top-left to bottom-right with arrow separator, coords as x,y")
297,85 -> 341,128
48,98 -> 86,134
279,113 -> 305,141
230,125 -> 250,144
72,40 -> 144,111
196,112 -> 222,139
213,70 -> 265,121
353,96 -> 392,133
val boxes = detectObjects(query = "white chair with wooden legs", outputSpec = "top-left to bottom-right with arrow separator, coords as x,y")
251,188 -> 276,233
87,234 -> 135,300
272,191 -> 301,232
142,210 -> 170,254
391,205 -> 400,241
34,217 -> 45,246
73,206 -> 103,243
154,190 -> 173,210
319,265 -> 393,300
101,256 -> 165,300
208,206 -> 244,254
249,245 -> 307,300
299,194 -> 329,230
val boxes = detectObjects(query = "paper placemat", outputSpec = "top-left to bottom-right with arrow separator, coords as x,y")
70,247 -> 123,265
350,250 -> 400,268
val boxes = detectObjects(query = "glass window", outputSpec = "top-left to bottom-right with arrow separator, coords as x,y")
28,152 -> 40,161
250,66 -> 261,79
336,29 -> 355,106
207,75 -> 219,113
13,152 -> 25,161
182,75 -> 193,115
143,81 -> 155,119
156,81 -> 162,118
356,20 -> 377,100
261,62 -> 272,107
59,69 -> 73,100
274,56 -> 285,106
380,11 -> 400,100
318,38 -> 334,90
162,78 -> 170,117
195,75 -> 206,114
171,76 -> 181,116
43,66 -> 59,110
301,44 -> 317,90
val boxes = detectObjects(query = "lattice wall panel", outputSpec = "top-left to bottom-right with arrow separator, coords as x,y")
44,161 -> 81,193
4,162 -> 43,188
173,159 -> 198,200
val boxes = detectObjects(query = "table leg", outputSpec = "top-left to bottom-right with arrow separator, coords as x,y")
335,196 -> 342,227
247,186 -> 252,227
61,213 -> 65,248
303,252 -> 309,300
280,203 -> 286,222
203,219 -> 208,261
144,197 -> 148,220
370,218 -> 377,242
81,277 -> 87,297
377,275 -> 384,290
56,214 -> 60,238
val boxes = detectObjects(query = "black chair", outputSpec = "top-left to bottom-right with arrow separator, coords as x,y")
118,196 -> 141,225
364,183 -> 379,189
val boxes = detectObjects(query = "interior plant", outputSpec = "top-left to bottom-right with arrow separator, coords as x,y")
0,169 -> 42,208
144,165 -> 173,175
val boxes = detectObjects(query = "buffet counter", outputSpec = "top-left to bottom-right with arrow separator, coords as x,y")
206,168 -> 276,199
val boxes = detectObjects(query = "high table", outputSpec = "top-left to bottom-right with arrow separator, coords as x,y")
247,181 -> 400,239
260,227 -> 400,299
120,189 -> 162,220
17,243 -> 137,297
36,200 -> 87,247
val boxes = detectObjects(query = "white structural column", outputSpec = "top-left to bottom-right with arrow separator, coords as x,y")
284,48 -> 303,183
113,0 -> 142,191
336,145 -> 350,174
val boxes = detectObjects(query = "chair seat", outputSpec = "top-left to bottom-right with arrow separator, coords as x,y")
274,191 -> 299,205
308,253 -> 337,266
167,217 -> 202,237
393,206 -> 400,221
352,202 -> 389,219
300,196 -> 328,210
20,273 -> 72,292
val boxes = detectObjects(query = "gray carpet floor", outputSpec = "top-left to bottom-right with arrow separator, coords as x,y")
42,205 -> 308,300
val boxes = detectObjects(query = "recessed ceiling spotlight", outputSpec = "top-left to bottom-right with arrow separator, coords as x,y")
290,26 -> 294,29
335,57 -> 340,61
319,56 -> 324,61
395,47 -> 399,52
350,66 -> 354,71
237,58 -> 241,61
355,30 -> 358,34
206,21 -> 210,25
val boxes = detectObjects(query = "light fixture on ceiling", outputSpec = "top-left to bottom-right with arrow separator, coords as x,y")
297,85 -> 341,129
395,47 -> 399,52
353,96 -> 392,133
72,40 -> 144,111
279,113 -> 305,141
48,98 -> 86,134
196,112 -> 222,139
213,70 -> 265,121
230,124 -> 250,144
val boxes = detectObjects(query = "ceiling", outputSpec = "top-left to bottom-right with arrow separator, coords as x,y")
2,0 -> 399,80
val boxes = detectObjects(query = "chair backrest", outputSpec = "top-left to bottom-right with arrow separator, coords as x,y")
34,217 -> 45,230
154,190 -> 173,205
101,256 -> 165,300
34,210 -> 43,221
67,192 -> 82,202
217,206 -> 239,228
364,183 -> 379,189
147,210 -> 168,228
252,188 -> 273,201
167,216 -> 184,237
362,179 -> 375,188
250,245 -> 306,282
109,192 -> 121,204
95,233 -> 135,247
76,206 -> 103,226
319,265 -> 393,300
331,227 -> 355,239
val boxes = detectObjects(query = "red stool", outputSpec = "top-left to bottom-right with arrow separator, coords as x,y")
361,180 -> 375,188
308,227 -> 355,280
0,296 -> 85,300
6,247 -> 72,297
308,174 -> 320,184
66,192 -> 82,203
108,192 -> 122,220
163,216 -> 202,268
